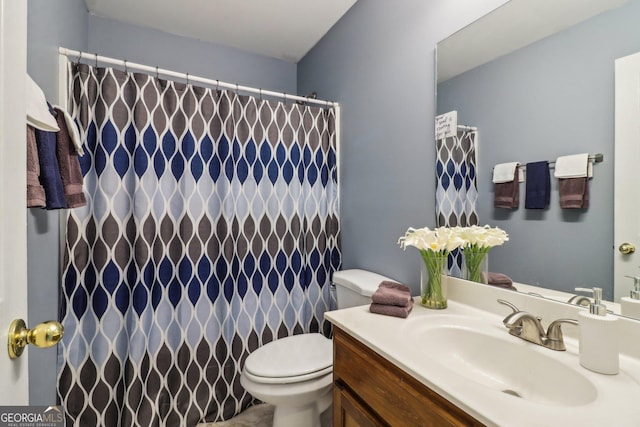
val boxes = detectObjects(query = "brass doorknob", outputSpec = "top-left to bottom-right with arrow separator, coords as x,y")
8,319 -> 64,359
619,243 -> 636,255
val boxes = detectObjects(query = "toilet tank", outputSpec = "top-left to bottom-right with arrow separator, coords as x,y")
332,269 -> 397,309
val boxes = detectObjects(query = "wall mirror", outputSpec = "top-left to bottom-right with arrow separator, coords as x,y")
436,0 -> 640,317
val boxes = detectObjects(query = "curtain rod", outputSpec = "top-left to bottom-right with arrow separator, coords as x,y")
58,47 -> 338,108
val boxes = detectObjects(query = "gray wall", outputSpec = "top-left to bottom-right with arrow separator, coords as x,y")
297,0 -> 508,293
27,4 -> 297,405
27,0 -> 88,406
87,14 -> 297,94
437,0 -> 640,300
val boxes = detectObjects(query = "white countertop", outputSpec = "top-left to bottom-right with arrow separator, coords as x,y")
326,285 -> 640,427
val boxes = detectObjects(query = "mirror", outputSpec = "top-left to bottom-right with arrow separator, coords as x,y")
436,0 -> 640,315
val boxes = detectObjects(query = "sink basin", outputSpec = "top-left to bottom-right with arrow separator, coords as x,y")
411,322 -> 597,407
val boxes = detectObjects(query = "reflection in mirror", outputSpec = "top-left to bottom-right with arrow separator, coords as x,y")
436,0 -> 640,317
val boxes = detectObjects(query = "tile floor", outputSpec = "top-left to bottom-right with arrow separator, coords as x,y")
197,403 -> 332,427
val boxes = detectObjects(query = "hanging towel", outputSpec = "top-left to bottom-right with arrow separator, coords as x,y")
525,161 -> 550,209
54,107 -> 87,208
492,162 -> 520,183
26,125 -> 46,208
554,153 -> 592,178
53,105 -> 83,155
34,107 -> 67,210
559,177 -> 589,209
26,74 -> 60,132
494,169 -> 519,209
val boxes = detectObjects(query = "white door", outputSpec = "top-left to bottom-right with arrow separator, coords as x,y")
614,51 -> 640,302
0,0 -> 29,403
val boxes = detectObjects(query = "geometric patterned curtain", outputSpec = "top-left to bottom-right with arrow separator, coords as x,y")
435,130 -> 478,276
57,63 -> 341,426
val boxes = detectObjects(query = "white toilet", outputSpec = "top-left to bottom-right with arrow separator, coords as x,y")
240,269 -> 393,427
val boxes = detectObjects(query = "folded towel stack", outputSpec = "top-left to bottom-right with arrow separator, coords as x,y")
370,281 -> 414,318
481,272 -> 517,291
554,153 -> 590,209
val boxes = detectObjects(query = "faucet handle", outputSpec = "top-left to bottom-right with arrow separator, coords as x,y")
546,319 -> 579,351
497,299 -> 519,313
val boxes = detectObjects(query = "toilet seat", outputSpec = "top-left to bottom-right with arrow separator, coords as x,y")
244,333 -> 332,384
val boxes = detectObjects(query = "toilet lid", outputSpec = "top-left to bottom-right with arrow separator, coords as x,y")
244,334 -> 332,381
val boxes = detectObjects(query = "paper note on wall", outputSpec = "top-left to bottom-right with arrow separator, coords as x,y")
435,111 -> 458,140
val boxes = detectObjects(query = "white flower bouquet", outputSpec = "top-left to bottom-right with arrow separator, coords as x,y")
457,225 -> 509,283
398,225 -> 509,308
398,226 -> 464,308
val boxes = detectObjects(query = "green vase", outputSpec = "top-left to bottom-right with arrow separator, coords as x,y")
420,253 -> 448,309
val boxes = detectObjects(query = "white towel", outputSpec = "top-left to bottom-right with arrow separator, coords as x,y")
554,153 -> 592,178
26,74 -> 60,132
492,162 -> 520,183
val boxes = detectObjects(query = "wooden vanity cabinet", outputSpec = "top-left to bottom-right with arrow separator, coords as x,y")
332,327 -> 485,427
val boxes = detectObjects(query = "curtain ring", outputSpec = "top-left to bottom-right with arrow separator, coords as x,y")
186,73 -> 190,85
94,53 -> 98,67
236,83 -> 239,94
123,59 -> 128,73
216,79 -> 220,91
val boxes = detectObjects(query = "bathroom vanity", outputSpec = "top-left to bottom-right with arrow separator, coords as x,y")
325,277 -> 640,427
332,326 -> 482,426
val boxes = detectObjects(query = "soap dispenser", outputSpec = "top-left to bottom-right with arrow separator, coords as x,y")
621,276 -> 640,318
575,287 -> 619,375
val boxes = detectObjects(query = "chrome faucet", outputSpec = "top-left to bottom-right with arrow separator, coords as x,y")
567,295 -> 591,307
497,299 -> 578,351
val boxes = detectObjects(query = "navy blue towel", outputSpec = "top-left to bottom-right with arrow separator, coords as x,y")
34,126 -> 67,210
525,161 -> 550,209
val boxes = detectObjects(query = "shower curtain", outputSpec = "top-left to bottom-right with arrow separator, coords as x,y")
57,64 -> 340,426
435,130 -> 478,276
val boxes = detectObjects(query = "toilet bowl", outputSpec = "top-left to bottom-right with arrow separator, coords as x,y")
240,333 -> 333,427
240,269 -> 394,427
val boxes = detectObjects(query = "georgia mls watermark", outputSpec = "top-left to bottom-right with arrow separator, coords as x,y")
0,406 -> 64,427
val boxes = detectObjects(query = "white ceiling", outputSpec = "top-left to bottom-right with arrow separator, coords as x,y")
438,0 -> 629,82
84,0 -> 358,63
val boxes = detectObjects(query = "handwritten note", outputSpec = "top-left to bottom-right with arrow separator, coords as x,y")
435,111 -> 458,140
